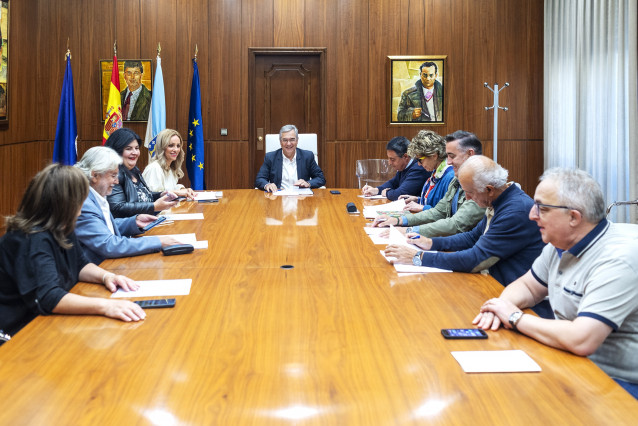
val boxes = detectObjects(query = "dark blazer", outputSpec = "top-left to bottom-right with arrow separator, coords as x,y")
254,148 -> 326,190
120,85 -> 152,121
107,166 -> 162,218
377,159 -> 431,201
76,191 -> 162,265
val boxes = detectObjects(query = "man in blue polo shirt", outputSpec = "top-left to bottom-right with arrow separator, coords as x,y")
474,168 -> 638,399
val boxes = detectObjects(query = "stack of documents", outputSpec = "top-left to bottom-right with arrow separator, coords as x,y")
362,199 -> 406,219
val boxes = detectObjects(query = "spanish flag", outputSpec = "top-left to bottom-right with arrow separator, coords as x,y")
102,54 -> 123,144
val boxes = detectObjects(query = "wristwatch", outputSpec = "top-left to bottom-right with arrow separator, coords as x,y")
509,311 -> 524,330
412,251 -> 422,267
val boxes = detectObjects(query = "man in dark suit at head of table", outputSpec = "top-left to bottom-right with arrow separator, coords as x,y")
254,124 -> 326,193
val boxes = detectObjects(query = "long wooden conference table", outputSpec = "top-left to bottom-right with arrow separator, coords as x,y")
0,189 -> 637,424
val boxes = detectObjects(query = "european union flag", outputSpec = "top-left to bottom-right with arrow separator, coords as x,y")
53,55 -> 77,165
186,58 -> 205,190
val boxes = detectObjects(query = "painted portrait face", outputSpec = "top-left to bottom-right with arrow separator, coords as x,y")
124,66 -> 142,92
420,66 -> 437,90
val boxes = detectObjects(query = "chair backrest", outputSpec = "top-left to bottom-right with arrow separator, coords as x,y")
265,133 -> 319,165
355,159 -> 395,189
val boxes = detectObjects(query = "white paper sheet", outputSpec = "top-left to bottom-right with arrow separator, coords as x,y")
162,213 -> 205,221
451,350 -> 542,373
358,194 -> 386,199
193,192 -> 218,201
143,233 -> 208,249
111,279 -> 192,298
274,188 -> 314,196
394,263 -> 451,273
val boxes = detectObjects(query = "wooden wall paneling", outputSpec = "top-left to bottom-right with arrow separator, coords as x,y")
140,0 -> 177,130
368,0 -> 405,142
335,0 -> 369,141
206,141 -> 250,189
527,0 -> 544,141
0,0 -> 37,144
115,0 -> 141,58
497,139 -> 543,196
209,0 -> 242,141
36,0 -> 73,142
33,0 -> 52,141
274,0 -> 304,47
304,0 -> 337,141
175,0 -> 208,153
495,0 -> 532,141
243,0 -> 275,145
461,0 -> 496,141
77,1 -> 114,142
423,0 -> 454,137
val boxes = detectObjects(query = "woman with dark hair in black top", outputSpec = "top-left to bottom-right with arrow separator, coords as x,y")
104,128 -> 177,218
0,164 -> 145,338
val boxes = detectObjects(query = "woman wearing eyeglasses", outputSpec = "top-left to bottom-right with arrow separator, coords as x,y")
399,130 -> 454,213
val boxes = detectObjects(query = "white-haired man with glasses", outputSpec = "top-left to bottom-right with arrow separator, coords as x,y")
475,167 -> 638,399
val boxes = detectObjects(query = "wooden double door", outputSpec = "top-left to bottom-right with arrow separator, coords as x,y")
249,48 -> 326,182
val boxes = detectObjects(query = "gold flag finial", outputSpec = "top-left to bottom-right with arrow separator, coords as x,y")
114,40 -> 117,55
194,44 -> 198,61
65,38 -> 71,60
157,42 -> 161,57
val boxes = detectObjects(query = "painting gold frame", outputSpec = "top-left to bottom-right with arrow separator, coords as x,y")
388,55 -> 446,126
99,59 -> 153,122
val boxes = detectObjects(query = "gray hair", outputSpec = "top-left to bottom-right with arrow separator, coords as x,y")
279,124 -> 299,140
75,146 -> 122,179
539,168 -> 605,223
459,155 -> 508,192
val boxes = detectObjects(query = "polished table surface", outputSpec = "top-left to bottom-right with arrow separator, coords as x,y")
1,189 -> 637,425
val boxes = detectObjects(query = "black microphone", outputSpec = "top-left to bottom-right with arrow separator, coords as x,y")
346,202 -> 359,214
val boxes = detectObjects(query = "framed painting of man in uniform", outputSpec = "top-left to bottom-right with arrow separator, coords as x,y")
99,59 -> 153,122
388,56 -> 446,125
0,0 -> 10,127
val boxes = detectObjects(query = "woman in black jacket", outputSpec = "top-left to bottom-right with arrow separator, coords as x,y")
105,128 -> 177,218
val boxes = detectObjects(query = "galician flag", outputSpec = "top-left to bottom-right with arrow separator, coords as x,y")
144,55 -> 166,159
102,54 -> 122,144
53,53 -> 77,165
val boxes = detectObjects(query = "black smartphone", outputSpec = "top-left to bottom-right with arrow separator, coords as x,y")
161,244 -> 195,256
441,328 -> 488,339
330,190 -> 341,194
134,298 -> 176,309
142,216 -> 167,232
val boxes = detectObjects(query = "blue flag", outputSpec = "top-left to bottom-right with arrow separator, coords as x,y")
53,55 -> 77,165
186,59 -> 205,190
144,56 -> 166,159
